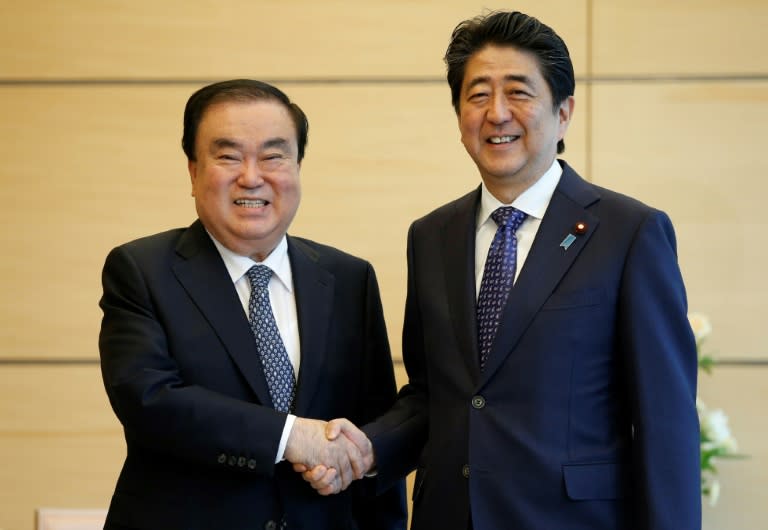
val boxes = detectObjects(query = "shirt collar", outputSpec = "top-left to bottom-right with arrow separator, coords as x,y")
208,233 -> 293,293
477,158 -> 563,229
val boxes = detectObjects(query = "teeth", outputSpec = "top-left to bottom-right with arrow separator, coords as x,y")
489,136 -> 515,144
235,199 -> 267,207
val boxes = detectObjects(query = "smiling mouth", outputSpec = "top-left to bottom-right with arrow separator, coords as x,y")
487,135 -> 518,144
234,199 -> 269,207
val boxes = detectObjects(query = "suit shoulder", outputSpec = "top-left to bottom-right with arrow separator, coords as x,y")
560,163 -> 663,220
288,236 -> 372,271
109,227 -> 186,256
104,227 -> 189,269
572,179 -> 677,245
560,163 -> 659,219
412,188 -> 478,228
589,183 -> 670,225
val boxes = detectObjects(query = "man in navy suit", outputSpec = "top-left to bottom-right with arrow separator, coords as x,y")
303,10 -> 701,530
98,79 -> 406,530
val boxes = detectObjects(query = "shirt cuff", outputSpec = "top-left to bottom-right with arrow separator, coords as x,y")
275,414 -> 296,464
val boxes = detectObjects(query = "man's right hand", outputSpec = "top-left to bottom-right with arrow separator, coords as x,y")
284,417 -> 372,493
290,418 -> 374,495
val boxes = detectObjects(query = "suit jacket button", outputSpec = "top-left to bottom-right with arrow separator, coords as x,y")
264,521 -> 278,530
237,456 -> 247,467
462,464 -> 470,478
228,455 -> 237,466
217,453 -> 227,464
248,458 -> 257,470
471,395 -> 485,409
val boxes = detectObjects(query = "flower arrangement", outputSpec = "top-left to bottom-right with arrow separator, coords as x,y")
688,312 -> 742,506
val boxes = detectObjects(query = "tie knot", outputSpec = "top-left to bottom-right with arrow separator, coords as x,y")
246,264 -> 273,290
491,207 -> 527,232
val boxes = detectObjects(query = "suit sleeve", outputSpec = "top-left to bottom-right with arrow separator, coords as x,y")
350,262 -> 408,530
619,210 -> 701,529
99,245 -> 287,477
363,223 -> 429,492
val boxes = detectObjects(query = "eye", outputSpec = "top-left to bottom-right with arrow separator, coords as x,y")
508,88 -> 533,99
259,152 -> 291,169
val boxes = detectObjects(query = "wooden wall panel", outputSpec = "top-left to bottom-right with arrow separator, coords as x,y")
0,86 -> 193,360
698,367 -> 768,529
0,0 -> 588,80
3,1 -> 765,529
0,83 -> 588,361
592,0 -> 768,75
0,366 -> 123,530
590,82 -> 768,360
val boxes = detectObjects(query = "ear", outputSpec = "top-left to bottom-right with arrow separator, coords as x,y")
187,159 -> 197,196
557,96 -> 575,142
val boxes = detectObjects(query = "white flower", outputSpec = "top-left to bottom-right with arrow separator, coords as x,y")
690,313 -> 743,507
688,312 -> 712,343
701,408 -> 739,453
704,476 -> 721,506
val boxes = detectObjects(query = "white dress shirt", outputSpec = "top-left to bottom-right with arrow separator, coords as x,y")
475,159 -> 563,298
209,233 -> 299,463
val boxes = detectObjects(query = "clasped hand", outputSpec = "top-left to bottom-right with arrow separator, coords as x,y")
284,418 -> 372,495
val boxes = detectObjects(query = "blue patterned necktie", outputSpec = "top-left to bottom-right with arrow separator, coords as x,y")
477,207 -> 527,370
246,264 -> 296,413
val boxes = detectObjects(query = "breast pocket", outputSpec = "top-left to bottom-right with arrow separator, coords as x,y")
541,287 -> 605,311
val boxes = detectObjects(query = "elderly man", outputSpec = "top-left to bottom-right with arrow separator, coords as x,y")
99,79 -> 406,530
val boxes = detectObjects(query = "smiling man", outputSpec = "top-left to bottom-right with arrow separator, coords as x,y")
98,79 -> 406,530
301,10 -> 701,530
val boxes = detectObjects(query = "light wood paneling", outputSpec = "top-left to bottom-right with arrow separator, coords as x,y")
592,0 -> 768,75
0,83 -> 588,361
591,82 -> 768,360
0,366 -> 123,530
698,366 -> 768,529
0,1 -> 587,80
0,85 -> 193,360
1,2 -> 765,530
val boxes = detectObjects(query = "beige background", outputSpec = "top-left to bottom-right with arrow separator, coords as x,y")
0,1 -> 766,529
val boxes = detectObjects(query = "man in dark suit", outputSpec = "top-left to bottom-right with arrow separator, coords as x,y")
98,79 -> 406,530
302,10 -> 701,530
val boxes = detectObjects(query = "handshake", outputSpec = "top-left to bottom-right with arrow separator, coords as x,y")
284,417 -> 373,495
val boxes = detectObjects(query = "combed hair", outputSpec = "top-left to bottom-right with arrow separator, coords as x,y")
181,79 -> 309,162
444,11 -> 574,153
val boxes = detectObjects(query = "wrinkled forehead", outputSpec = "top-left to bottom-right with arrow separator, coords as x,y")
196,100 -> 298,152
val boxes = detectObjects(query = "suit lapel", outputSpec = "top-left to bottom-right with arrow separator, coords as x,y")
441,188 -> 483,382
481,164 -> 601,382
171,220 -> 273,406
286,237 -> 334,416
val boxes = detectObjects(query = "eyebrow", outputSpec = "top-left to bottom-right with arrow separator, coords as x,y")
261,137 -> 291,152
210,137 -> 291,152
211,138 -> 243,151
465,74 -> 534,92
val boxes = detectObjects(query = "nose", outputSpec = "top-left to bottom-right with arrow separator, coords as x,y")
487,92 -> 511,124
238,159 -> 264,188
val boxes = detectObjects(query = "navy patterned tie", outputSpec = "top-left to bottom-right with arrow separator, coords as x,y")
477,207 -> 527,370
246,264 -> 296,413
